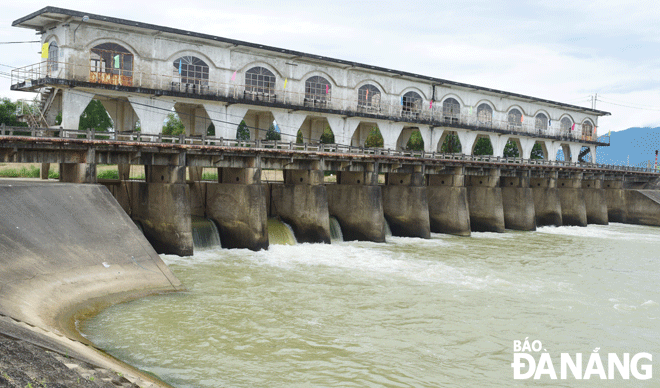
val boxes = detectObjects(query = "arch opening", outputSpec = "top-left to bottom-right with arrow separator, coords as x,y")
507,108 -> 522,131
503,140 -> 520,158
305,76 -> 331,108
443,98 -> 460,124
90,43 -> 133,86
439,131 -> 462,153
472,135 -> 493,156
48,41 -> 58,73
358,84 -> 381,113
402,91 -> 422,117
535,113 -> 548,133
396,128 -> 424,151
582,121 -> 594,140
477,103 -> 492,127
172,56 -> 209,94
245,66 -> 276,102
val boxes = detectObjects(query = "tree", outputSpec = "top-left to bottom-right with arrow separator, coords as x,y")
473,137 -> 493,155
531,143 -> 544,159
406,130 -> 424,151
365,126 -> 384,148
236,120 -> 250,140
0,98 -> 27,127
440,133 -> 462,153
319,126 -> 335,144
79,100 -> 112,131
207,122 -> 215,137
162,112 -> 185,136
265,123 -> 281,140
503,140 -> 519,157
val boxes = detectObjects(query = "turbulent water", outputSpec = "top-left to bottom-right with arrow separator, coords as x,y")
82,224 -> 660,387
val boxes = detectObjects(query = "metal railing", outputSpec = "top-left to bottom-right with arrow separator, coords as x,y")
11,61 -> 603,144
0,125 -> 655,174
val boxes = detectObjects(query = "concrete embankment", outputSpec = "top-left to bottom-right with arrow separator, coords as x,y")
0,180 -> 183,387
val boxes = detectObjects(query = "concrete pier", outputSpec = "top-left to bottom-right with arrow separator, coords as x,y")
427,172 -> 470,236
381,173 -> 430,238
327,171 -> 386,242
582,178 -> 608,225
131,165 -> 193,256
270,170 -> 331,244
557,177 -> 588,226
604,180 -> 627,223
531,175 -> 563,227
466,171 -> 505,232
206,168 -> 269,250
501,174 -> 536,231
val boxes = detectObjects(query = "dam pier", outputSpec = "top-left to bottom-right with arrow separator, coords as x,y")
1,129 -> 659,256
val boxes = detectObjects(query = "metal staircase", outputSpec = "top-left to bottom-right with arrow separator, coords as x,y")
17,87 -> 58,128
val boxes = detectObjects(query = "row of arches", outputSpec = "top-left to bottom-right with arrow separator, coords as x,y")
75,41 -> 596,137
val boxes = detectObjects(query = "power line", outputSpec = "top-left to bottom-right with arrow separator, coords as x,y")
596,97 -> 660,112
0,41 -> 40,44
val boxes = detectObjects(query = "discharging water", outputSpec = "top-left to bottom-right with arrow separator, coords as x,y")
191,217 -> 221,250
82,224 -> 660,387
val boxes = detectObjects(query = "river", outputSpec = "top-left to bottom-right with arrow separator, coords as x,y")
82,223 -> 660,387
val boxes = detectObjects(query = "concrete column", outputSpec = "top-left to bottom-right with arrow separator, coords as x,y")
350,122 -> 375,147
589,145 -> 597,163
568,143 -> 582,163
378,122 -> 405,150
332,117 -> 360,147
466,169 -> 505,232
128,96 -> 175,135
418,125 -> 433,152
327,171 -> 386,242
61,89 -> 94,130
244,111 -> 273,140
128,165 -> 193,256
206,167 -> 268,250
519,138 -> 536,160
557,176 -> 587,226
430,127 -> 445,152
582,177 -> 608,225
270,170 -> 331,243
59,148 -> 96,184
427,169 -> 470,236
489,134 -> 508,158
204,104 -> 249,139
40,163 -> 50,179
381,172 -> 430,238
272,110 -> 308,141
604,180 -> 627,223
531,173 -> 563,226
545,141 -> 561,162
501,171 -> 536,231
456,130 -> 478,155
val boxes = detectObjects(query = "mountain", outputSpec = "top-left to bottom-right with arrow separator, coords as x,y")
596,127 -> 660,168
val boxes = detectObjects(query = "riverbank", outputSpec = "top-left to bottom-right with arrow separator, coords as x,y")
0,179 -> 184,387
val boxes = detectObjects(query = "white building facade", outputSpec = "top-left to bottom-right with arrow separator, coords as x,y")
12,7 -> 609,162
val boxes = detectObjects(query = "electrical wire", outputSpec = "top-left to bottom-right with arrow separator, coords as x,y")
0,41 -> 40,44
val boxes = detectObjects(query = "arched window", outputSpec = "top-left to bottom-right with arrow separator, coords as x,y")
305,76 -> 331,107
582,121 -> 593,139
358,84 -> 381,112
48,41 -> 58,73
90,43 -> 133,86
402,91 -> 423,116
477,103 -> 492,126
507,108 -> 523,130
535,113 -> 548,132
245,66 -> 276,96
173,56 -> 209,85
443,98 -> 460,124
560,117 -> 572,134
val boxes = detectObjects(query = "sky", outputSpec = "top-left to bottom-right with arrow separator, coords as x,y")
1,0 -> 659,135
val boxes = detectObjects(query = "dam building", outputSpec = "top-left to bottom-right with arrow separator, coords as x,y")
6,7 -> 659,256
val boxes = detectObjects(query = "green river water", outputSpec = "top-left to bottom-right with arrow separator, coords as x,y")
82,223 -> 660,387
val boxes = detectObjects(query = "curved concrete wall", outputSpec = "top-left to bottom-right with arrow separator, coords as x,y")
0,181 -> 183,338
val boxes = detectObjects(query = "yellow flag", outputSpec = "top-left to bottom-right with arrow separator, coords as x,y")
608,130 -> 611,137
283,78 -> 288,89
41,42 -> 49,59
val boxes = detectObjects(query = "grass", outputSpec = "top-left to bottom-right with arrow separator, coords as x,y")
0,165 -> 60,179
97,169 -> 119,179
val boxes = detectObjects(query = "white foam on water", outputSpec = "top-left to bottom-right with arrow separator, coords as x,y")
245,241 -> 520,291
537,224 -> 660,242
